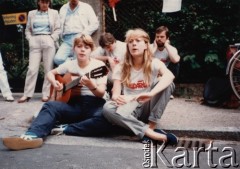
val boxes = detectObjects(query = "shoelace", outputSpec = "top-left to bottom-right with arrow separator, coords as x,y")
55,124 -> 68,129
20,134 -> 38,140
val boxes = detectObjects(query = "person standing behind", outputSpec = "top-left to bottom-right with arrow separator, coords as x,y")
152,26 -> 180,78
91,32 -> 126,71
54,0 -> 99,66
102,28 -> 178,145
18,0 -> 60,103
0,50 -> 14,102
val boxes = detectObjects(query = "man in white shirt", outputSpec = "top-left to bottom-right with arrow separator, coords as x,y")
54,0 -> 99,66
151,26 -> 180,78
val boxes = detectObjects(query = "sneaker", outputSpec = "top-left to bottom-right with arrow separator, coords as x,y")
166,133 -> 178,146
2,132 -> 43,150
4,96 -> 14,102
141,136 -> 151,144
51,124 -> 68,135
170,95 -> 174,99
141,129 -> 167,143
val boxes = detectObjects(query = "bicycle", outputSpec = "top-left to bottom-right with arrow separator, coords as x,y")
226,43 -> 240,100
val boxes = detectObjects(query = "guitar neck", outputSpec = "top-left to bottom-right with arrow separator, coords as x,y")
64,77 -> 80,91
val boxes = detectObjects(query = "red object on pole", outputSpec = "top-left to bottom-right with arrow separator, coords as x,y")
109,0 -> 120,8
108,0 -> 120,21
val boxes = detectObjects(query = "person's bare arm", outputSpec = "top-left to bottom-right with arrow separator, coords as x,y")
164,39 -> 180,63
80,75 -> 106,97
150,61 -> 174,96
111,79 -> 122,101
135,61 -> 174,103
47,69 -> 63,91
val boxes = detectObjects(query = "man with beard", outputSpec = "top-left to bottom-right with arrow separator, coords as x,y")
151,26 -> 180,78
151,26 -> 180,99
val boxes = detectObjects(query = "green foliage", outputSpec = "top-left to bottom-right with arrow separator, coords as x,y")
177,0 -> 240,81
0,0 -> 67,80
52,0 -> 68,6
204,52 -> 224,68
183,54 -> 201,69
0,0 -> 67,12
0,0 -> 239,83
104,0 -> 240,82
0,0 -> 35,12
0,42 -> 28,79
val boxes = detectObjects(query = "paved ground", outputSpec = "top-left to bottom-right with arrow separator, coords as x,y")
0,93 -> 240,169
0,93 -> 239,142
1,139 -> 239,169
159,97 -> 240,141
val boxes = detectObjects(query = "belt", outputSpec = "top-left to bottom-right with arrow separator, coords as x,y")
34,34 -> 50,36
63,33 -> 78,37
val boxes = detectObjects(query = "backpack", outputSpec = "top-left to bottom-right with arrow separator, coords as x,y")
203,76 -> 235,108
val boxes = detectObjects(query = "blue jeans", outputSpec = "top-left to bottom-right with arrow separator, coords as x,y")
54,34 -> 78,65
28,96 -> 115,138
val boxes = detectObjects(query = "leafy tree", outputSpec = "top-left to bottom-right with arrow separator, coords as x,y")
104,0 -> 240,82
0,0 -> 240,84
0,0 -> 67,92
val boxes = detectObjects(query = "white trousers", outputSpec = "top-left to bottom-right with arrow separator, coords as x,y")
23,35 -> 55,98
0,52 -> 12,97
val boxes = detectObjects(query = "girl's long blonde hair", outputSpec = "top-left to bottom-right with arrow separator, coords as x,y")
121,28 -> 153,87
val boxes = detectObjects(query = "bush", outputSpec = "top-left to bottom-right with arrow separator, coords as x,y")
104,0 -> 240,83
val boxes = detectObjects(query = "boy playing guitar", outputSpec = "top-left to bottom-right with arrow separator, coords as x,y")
2,35 -> 115,151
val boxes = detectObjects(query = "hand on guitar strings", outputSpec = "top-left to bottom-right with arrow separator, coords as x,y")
79,75 -> 96,89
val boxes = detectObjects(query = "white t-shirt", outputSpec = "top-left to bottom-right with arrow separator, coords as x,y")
56,58 -> 107,96
91,40 -> 126,63
112,58 -> 161,96
151,46 -> 170,66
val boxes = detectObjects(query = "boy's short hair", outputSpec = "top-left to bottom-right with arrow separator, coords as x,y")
73,34 -> 95,51
99,33 -> 116,48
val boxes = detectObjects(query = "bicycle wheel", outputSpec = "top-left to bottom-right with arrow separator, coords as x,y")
229,51 -> 240,99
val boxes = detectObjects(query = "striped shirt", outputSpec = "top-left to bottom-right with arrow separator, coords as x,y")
32,11 -> 50,35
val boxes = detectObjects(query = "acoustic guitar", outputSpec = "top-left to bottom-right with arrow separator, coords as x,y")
50,66 -> 108,103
